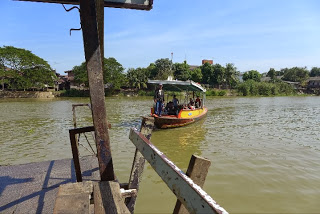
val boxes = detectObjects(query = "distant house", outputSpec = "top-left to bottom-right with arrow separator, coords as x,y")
307,77 -> 320,88
189,59 -> 214,71
202,59 -> 213,65
63,70 -> 87,90
55,73 -> 69,90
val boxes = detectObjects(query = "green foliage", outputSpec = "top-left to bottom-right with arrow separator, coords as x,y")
205,89 -> 217,96
137,90 -> 154,96
267,68 -> 276,80
153,58 -> 173,80
72,62 -> 88,86
243,70 -> 261,82
60,89 -> 90,97
218,90 -> 227,96
103,57 -> 126,89
173,61 -> 190,81
189,68 -> 202,82
310,67 -> 320,77
281,67 -> 309,83
225,63 -> 239,88
71,57 -> 126,89
0,46 -> 55,90
200,62 -> 214,84
127,67 -> 150,89
205,89 -> 227,96
237,80 -> 295,96
212,64 -> 225,86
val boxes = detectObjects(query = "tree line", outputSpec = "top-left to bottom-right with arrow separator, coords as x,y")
72,57 -> 240,91
1,46 -> 320,95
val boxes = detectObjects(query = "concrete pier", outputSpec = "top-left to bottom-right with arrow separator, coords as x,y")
0,156 -> 99,214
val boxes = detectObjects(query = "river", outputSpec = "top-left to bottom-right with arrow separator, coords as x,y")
0,96 -> 319,213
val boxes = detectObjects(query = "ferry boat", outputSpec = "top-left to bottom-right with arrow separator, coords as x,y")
148,79 -> 208,129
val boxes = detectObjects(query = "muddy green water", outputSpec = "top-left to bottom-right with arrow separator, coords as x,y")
1,96 -> 320,213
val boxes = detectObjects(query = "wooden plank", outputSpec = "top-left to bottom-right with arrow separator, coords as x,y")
126,117 -> 154,213
94,181 -> 130,214
129,129 -> 228,214
54,182 -> 93,214
54,194 -> 90,214
173,155 -> 211,214
57,181 -> 93,196
79,0 -> 115,181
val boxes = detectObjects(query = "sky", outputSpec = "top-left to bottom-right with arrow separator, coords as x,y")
1,0 -> 320,74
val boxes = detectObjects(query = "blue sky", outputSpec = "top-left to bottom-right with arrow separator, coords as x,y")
1,0 -> 320,74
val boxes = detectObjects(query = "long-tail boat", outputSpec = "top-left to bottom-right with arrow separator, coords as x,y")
148,79 -> 208,129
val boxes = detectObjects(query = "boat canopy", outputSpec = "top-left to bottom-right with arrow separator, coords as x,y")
148,79 -> 206,92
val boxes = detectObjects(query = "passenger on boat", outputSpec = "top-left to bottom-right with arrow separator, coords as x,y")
172,95 -> 179,115
165,101 -> 175,115
195,96 -> 201,108
154,84 -> 165,116
188,98 -> 195,109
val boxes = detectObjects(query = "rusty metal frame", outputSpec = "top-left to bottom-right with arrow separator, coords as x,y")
16,0 -> 153,10
69,126 -> 95,182
129,128 -> 228,214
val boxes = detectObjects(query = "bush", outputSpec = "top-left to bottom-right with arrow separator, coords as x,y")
237,81 -> 295,96
60,89 -> 90,97
205,89 -> 217,96
218,90 -> 226,96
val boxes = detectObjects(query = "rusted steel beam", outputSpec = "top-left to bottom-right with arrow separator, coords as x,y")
16,0 -> 153,10
126,117 -> 154,213
69,129 -> 83,182
129,129 -> 228,214
173,155 -> 211,214
79,0 -> 115,181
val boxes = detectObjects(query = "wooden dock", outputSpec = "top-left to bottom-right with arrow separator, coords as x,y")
0,156 -> 99,214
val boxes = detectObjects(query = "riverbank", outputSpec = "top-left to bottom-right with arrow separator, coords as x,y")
1,88 -> 318,99
0,91 -> 55,98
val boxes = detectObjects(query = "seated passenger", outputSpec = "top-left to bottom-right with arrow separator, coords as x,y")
195,96 -> 201,108
172,95 -> 179,108
188,98 -> 195,109
165,101 -> 175,115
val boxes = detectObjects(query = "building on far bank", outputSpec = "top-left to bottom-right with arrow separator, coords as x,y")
307,77 -> 320,88
202,59 -> 213,65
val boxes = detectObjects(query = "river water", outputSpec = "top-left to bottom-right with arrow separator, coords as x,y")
0,96 -> 319,213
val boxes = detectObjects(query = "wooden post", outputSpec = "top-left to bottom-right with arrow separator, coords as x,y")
173,155 -> 211,214
94,181 -> 130,214
79,0 -> 115,181
125,117 -> 154,213
129,129 -> 228,214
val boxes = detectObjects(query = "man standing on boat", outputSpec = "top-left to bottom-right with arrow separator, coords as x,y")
154,84 -> 165,116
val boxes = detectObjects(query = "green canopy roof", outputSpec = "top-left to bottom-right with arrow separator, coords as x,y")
148,80 -> 206,92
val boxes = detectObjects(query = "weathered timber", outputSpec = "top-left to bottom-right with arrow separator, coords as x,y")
53,182 -> 93,214
129,129 -> 228,214
17,0 -> 153,10
125,117 -> 154,213
94,181 -> 130,214
79,0 -> 115,181
173,155 -> 211,214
